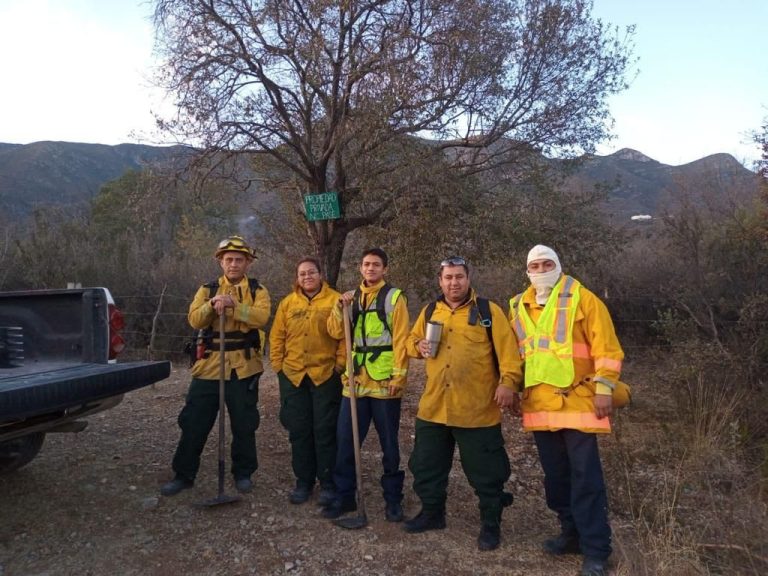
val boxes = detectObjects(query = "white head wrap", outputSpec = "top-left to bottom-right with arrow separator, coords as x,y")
527,245 -> 561,269
526,245 -> 562,305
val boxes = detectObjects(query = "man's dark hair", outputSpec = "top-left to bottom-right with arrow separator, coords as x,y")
361,247 -> 388,267
438,255 -> 469,276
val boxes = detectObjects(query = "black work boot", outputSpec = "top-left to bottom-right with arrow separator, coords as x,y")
235,477 -> 254,493
543,533 -> 581,555
321,496 -> 356,519
477,524 -> 501,551
580,556 -> 608,576
385,501 -> 404,522
160,477 -> 194,497
402,509 -> 446,533
289,482 -> 312,504
317,485 -> 336,507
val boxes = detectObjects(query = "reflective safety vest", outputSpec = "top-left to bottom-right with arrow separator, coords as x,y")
352,285 -> 402,381
510,275 -> 581,389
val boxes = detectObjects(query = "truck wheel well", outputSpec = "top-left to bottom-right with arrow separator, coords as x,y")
0,432 -> 45,474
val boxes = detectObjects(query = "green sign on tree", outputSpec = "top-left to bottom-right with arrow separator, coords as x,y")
304,192 -> 340,221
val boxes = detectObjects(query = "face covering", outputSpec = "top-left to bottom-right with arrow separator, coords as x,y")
528,269 -> 562,305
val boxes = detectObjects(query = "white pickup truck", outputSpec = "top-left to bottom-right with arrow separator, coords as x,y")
0,287 -> 170,473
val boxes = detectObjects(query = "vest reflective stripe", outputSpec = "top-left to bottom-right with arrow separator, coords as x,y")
520,335 -> 590,360
554,276 -> 576,343
510,294 -> 527,357
522,410 -> 611,431
352,287 -> 401,381
513,276 -> 582,389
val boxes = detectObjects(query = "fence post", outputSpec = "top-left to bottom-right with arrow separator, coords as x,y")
148,284 -> 167,373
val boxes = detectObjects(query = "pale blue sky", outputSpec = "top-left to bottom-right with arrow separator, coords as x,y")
0,0 -> 765,167
592,0 -> 767,166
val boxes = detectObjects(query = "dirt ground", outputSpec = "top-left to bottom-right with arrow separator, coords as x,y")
0,364 -> 631,576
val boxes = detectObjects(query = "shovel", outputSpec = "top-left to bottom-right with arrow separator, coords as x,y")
333,301 -> 368,530
196,311 -> 241,508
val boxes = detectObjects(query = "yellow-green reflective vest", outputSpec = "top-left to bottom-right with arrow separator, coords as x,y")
510,275 -> 581,388
352,286 -> 401,381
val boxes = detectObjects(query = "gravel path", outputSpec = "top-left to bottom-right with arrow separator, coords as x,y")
0,365 -> 618,576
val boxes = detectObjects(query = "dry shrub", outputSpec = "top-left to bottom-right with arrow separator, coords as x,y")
604,352 -> 768,575
683,373 -> 744,456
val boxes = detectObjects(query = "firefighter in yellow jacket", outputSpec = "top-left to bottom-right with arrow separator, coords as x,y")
161,236 -> 271,497
403,256 -> 522,551
508,245 -> 624,576
270,257 -> 344,506
323,248 -> 409,522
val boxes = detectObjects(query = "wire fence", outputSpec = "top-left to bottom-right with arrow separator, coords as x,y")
111,290 -> 766,362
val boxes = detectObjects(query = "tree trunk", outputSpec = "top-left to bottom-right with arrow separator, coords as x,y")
315,222 -> 349,289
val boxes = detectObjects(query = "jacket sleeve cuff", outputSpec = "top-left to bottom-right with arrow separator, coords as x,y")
594,377 -> 615,395
499,376 -> 522,392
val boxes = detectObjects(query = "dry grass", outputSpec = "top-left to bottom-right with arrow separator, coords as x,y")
684,373 -> 744,455
603,356 -> 768,575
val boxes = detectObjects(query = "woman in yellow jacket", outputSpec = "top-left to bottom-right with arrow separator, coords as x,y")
508,245 -> 624,576
270,257 -> 345,506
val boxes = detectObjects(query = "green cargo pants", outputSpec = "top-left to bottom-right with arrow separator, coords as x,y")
408,418 -> 511,526
171,372 -> 260,481
278,371 -> 342,488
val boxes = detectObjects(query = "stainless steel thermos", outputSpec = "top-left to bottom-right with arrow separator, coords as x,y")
425,321 -> 443,357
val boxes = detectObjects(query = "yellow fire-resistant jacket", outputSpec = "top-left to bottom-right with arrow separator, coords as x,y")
269,282 -> 345,386
406,291 -> 524,428
327,280 -> 409,399
188,275 -> 271,380
508,281 -> 624,434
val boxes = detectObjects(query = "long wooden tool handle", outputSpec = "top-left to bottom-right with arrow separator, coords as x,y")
218,311 -> 226,496
342,302 -> 365,511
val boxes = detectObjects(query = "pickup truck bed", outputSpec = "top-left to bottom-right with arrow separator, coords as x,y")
0,287 -> 171,474
0,360 -> 170,420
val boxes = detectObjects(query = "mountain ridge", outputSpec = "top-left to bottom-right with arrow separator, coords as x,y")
0,141 -> 760,220
0,141 -> 191,216
568,147 -> 758,217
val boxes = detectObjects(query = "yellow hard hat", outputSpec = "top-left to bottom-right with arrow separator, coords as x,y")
214,235 -> 256,259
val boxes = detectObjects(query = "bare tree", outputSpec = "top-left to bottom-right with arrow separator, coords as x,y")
755,116 -> 768,180
153,0 -> 634,283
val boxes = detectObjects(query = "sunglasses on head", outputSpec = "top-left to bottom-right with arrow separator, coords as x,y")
440,256 -> 467,267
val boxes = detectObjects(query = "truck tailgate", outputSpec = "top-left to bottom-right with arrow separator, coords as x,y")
0,361 -> 171,420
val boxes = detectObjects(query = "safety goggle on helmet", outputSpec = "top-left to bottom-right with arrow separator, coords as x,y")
214,236 -> 256,259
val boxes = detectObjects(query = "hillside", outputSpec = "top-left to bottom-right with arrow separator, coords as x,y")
0,141 -> 760,221
0,141 -> 190,216
565,148 -> 760,220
